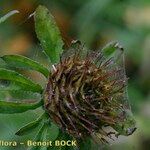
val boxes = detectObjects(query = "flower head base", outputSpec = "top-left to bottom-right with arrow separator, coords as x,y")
44,42 -> 131,142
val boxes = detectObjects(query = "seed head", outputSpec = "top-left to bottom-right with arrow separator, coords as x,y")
44,43 -> 127,142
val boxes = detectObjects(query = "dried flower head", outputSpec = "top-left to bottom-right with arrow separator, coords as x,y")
44,41 -> 133,142
0,6 -> 136,149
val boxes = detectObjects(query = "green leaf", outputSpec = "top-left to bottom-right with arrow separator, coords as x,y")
47,130 -> 74,150
1,55 -> 49,78
0,90 -> 41,101
0,80 -> 36,92
46,122 -> 59,141
102,41 -> 123,58
78,138 -> 91,150
78,138 -> 100,150
34,5 -> 64,64
28,123 -> 48,150
0,68 -> 43,93
15,113 -> 45,136
0,100 -> 42,114
9,90 -> 41,100
0,10 -> 19,24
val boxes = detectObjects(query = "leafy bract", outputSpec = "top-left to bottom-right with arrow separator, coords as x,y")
0,90 -> 41,101
0,68 -> 43,93
15,113 -> 45,136
0,100 -> 42,114
101,41 -> 123,58
34,5 -> 64,64
28,123 -> 48,150
1,55 -> 49,78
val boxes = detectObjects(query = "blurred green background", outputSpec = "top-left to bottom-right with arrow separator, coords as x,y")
0,0 -> 150,149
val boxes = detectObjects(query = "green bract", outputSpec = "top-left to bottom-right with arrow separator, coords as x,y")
34,5 -> 64,64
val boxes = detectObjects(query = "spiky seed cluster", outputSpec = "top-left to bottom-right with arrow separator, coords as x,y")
44,49 -> 127,141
